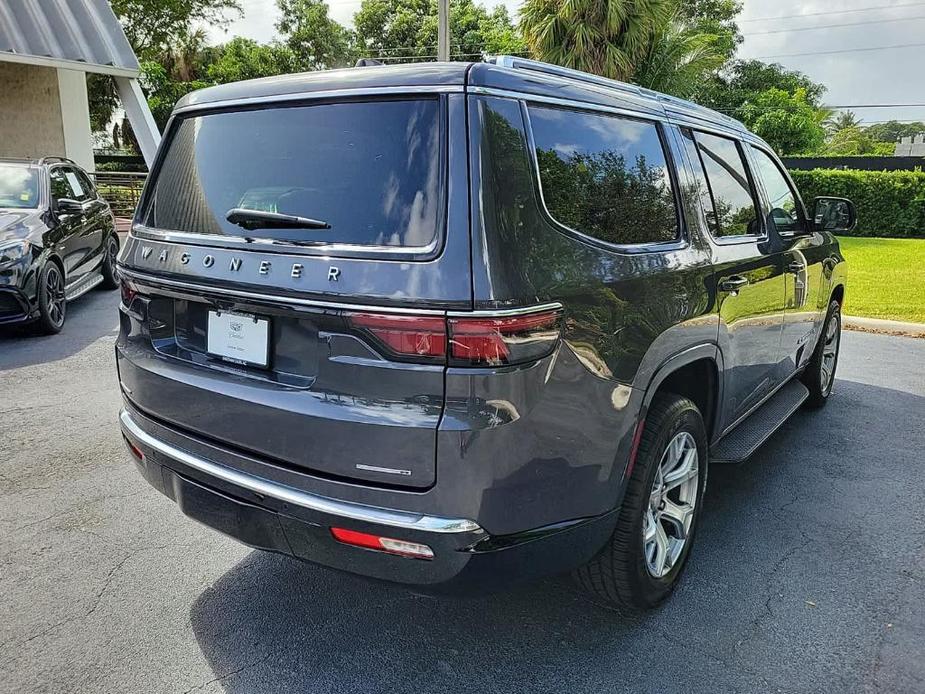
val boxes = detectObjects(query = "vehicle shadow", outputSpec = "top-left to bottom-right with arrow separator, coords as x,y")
0,289 -> 119,370
187,378 -> 924,693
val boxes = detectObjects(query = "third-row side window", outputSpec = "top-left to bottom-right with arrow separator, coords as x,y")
528,105 -> 679,246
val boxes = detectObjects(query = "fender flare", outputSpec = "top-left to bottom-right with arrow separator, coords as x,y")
639,342 -> 725,439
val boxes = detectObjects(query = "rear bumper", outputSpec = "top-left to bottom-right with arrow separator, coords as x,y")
119,405 -> 617,591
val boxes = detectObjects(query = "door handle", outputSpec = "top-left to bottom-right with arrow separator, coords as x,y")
788,261 -> 805,273
719,276 -> 748,292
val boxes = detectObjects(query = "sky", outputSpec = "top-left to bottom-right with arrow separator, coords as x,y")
204,0 -> 925,125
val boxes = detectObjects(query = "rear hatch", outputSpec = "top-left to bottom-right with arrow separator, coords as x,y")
119,93 -> 472,489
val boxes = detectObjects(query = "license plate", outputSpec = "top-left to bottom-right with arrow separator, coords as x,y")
206,310 -> 270,368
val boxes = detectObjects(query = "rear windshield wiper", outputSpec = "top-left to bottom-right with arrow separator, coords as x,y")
225,208 -> 331,231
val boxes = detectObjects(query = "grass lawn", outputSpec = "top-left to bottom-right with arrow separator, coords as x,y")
836,236 -> 925,323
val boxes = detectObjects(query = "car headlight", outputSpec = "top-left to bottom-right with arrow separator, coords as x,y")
0,240 -> 30,264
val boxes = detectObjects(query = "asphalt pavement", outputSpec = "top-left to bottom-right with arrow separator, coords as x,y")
1,289 -> 923,694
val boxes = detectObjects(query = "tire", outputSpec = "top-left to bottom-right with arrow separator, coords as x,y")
574,393 -> 708,611
99,235 -> 119,290
802,299 -> 841,409
34,261 -> 67,335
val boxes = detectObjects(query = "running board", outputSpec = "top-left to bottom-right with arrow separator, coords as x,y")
65,271 -> 103,302
711,379 -> 809,464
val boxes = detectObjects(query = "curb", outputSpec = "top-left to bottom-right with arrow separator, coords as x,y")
843,315 -> 925,338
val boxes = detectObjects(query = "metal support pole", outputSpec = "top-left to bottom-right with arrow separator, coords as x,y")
437,0 -> 449,61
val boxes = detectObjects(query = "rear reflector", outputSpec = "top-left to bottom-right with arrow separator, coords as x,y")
123,435 -> 144,462
120,278 -> 138,307
330,527 -> 434,560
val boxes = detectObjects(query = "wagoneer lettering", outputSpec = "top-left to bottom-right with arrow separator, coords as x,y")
116,57 -> 852,610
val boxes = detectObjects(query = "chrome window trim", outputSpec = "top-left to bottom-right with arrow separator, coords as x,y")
117,267 -> 450,315
131,224 -> 441,258
120,409 -> 483,534
119,266 -> 562,318
469,86 -> 664,122
172,85 -> 464,116
519,100 -> 688,255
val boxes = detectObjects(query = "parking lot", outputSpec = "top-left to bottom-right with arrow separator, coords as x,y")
1,289 -> 923,694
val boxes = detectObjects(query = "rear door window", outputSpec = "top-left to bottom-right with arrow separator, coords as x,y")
142,99 -> 443,249
528,105 -> 679,246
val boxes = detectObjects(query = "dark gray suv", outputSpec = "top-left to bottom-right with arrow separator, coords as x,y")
116,57 -> 853,610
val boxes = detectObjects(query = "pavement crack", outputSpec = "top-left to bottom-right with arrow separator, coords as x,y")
180,647 -> 292,694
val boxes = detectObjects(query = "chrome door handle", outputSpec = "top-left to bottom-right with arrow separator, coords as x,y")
788,261 -> 805,273
719,276 -> 748,292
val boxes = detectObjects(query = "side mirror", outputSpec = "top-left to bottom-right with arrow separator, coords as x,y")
55,198 -> 82,216
812,196 -> 857,233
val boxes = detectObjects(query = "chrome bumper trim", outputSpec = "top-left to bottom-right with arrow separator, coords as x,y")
119,409 -> 482,534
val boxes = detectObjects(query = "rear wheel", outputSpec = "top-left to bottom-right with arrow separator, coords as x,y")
34,262 -> 66,335
574,393 -> 708,611
99,235 -> 119,290
802,299 -> 841,408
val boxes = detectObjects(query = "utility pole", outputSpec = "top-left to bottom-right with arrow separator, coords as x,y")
437,0 -> 449,61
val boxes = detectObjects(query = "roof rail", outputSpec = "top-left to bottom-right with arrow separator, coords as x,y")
41,156 -> 77,165
488,55 -> 748,133
489,55 -> 652,100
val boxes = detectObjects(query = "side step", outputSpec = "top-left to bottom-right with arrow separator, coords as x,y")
65,271 -> 103,302
711,379 -> 809,464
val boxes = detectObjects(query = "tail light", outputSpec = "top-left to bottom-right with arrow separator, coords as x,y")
347,307 -> 561,366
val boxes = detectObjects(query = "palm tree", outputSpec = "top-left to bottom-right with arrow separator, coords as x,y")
825,109 -> 861,135
632,15 -> 726,98
519,0 -> 676,81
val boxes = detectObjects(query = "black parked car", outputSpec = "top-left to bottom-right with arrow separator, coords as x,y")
0,157 -> 119,334
116,58 -> 854,611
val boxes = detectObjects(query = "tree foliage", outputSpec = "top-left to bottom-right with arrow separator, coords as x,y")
677,0 -> 741,63
276,0 -> 354,69
519,0 -> 677,80
206,38 -> 299,83
865,120 -> 925,144
737,87 -> 826,155
110,0 -> 241,59
699,59 -> 826,114
353,0 -> 523,61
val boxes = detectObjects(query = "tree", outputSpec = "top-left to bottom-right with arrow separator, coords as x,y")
632,15 -> 727,99
207,38 -> 300,83
678,0 -> 741,63
738,87 -> 826,155
865,120 -> 925,144
826,110 -> 861,135
110,0 -> 242,59
276,0 -> 354,70
699,59 -> 825,115
353,0 -> 524,62
519,0 -> 676,80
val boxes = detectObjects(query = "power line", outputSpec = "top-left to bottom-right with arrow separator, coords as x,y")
739,1 -> 925,23
756,41 -> 925,59
742,14 -> 925,36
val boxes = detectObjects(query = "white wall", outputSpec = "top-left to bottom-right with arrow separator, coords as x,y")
0,62 -> 94,170
56,68 -> 94,171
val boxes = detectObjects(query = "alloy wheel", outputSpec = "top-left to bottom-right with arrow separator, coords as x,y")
643,431 -> 699,579
44,265 -> 66,327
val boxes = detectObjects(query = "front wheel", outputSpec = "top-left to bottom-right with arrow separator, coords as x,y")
574,393 -> 708,611
34,262 -> 66,335
802,299 -> 841,408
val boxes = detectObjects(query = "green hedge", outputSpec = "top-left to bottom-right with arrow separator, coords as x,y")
789,169 -> 925,238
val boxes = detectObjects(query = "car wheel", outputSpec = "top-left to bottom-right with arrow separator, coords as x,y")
99,235 -> 119,290
35,262 -> 67,335
574,393 -> 708,611
802,299 -> 841,409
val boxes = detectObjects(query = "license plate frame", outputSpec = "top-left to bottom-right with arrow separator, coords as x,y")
206,310 -> 270,368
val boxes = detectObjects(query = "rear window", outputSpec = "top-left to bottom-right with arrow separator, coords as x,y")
0,165 -> 40,209
142,99 -> 443,249
528,105 -> 679,246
